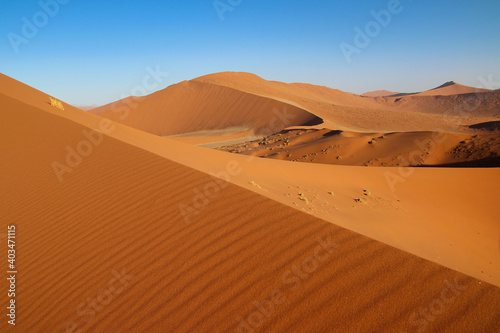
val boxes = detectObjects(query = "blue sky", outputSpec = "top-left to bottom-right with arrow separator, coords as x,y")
1,0 -> 499,106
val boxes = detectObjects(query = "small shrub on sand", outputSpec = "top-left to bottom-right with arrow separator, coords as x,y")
363,189 -> 371,196
49,97 -> 64,110
249,181 -> 262,189
327,191 -> 334,196
355,198 -> 367,204
299,196 -> 309,203
368,140 -> 375,144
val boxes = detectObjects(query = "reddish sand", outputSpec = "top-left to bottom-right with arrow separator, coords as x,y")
168,129 -> 252,145
91,72 -> 499,135
361,90 -> 400,97
1,73 -> 499,332
91,80 -> 321,136
193,72 -> 499,132
415,81 -> 492,96
217,128 -> 500,167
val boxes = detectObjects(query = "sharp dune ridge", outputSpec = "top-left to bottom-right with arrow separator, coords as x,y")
91,78 -> 323,136
1,72 -> 499,332
92,71 -> 499,135
365,81 -> 493,98
414,81 -> 493,96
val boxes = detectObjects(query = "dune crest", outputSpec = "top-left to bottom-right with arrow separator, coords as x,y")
1,73 -> 499,332
91,79 -> 321,136
361,89 -> 400,97
415,81 -> 492,96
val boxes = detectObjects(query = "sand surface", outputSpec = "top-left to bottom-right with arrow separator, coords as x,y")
1,73 -> 499,332
361,90 -> 400,97
91,72 -> 499,135
216,128 -> 500,167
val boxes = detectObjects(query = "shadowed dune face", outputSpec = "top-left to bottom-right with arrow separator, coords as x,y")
192,72 -> 499,132
414,81 -> 493,96
91,80 -> 322,136
470,121 -> 500,132
1,81 -> 500,333
383,81 -> 493,98
376,90 -> 500,118
90,72 -> 499,136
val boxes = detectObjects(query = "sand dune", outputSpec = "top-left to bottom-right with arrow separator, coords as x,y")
168,128 -> 253,145
1,73 -> 499,332
193,72 -> 499,132
361,90 -> 399,97
91,79 -> 321,136
154,135 -> 500,287
217,128 -> 500,167
89,72 -> 498,136
415,81 -> 493,96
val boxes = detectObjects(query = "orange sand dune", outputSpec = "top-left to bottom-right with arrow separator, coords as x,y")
217,128 -> 500,167
89,72 -> 498,136
1,73 -> 499,332
154,136 -> 500,287
362,90 -> 400,97
0,73 -> 82,114
168,128 -> 252,145
415,81 -> 492,96
91,79 -> 321,136
193,72 -> 499,132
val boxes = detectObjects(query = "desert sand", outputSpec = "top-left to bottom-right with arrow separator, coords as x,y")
1,72 -> 499,332
414,81 -> 493,97
92,72 -> 499,134
216,128 -> 500,167
361,90 -> 400,97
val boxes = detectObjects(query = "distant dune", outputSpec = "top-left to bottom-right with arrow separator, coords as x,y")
415,81 -> 493,96
91,72 -> 499,135
77,105 -> 98,111
91,80 -> 321,136
1,72 -> 499,332
192,72 -> 499,132
361,90 -> 399,97
217,128 -> 500,167
469,121 -> 500,132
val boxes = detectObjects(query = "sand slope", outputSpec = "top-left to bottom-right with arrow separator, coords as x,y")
89,72 -> 499,136
216,128 -> 500,167
415,81 -> 492,96
91,80 -> 321,136
194,72 -> 499,132
361,90 -> 400,97
155,135 -> 500,287
1,74 -> 499,332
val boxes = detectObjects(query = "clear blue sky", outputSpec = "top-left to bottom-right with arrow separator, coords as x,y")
1,0 -> 499,106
